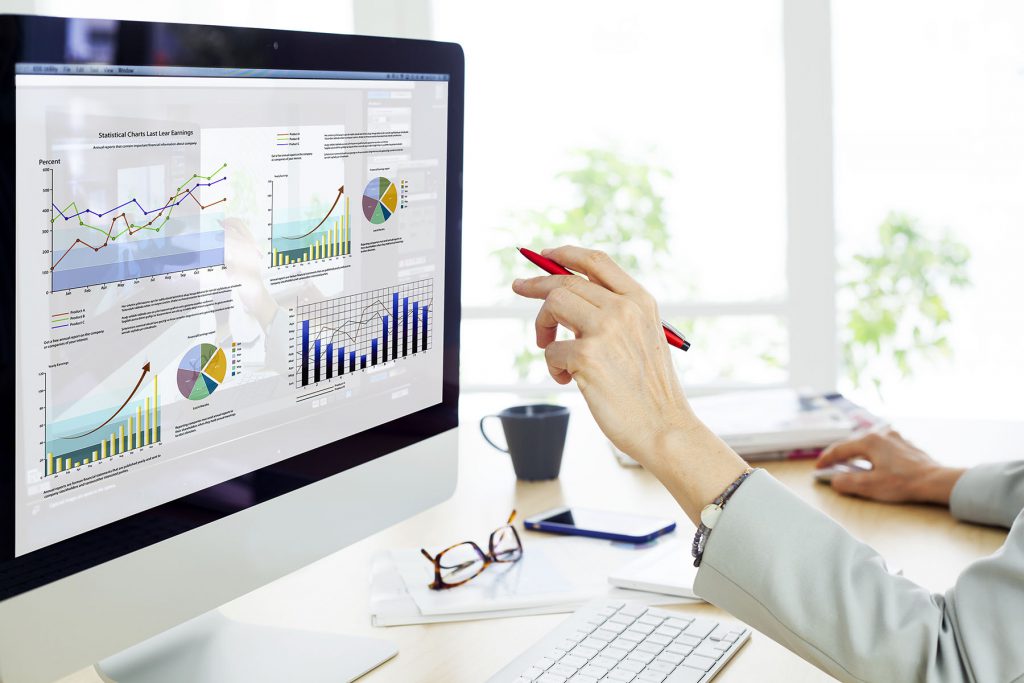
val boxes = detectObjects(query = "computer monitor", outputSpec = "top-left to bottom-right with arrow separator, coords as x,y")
0,15 -> 463,683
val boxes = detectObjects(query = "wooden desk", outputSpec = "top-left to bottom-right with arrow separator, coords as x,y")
58,396 -> 1013,683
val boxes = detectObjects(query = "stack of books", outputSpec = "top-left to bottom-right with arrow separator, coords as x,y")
611,389 -> 885,466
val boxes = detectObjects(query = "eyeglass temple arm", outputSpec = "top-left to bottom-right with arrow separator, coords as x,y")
506,509 -> 517,525
420,548 -> 435,562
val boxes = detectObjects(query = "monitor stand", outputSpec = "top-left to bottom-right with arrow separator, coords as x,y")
95,610 -> 398,683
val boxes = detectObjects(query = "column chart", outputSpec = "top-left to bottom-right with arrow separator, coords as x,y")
296,279 -> 433,388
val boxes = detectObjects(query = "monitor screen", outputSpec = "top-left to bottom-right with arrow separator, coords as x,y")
12,61 -> 450,557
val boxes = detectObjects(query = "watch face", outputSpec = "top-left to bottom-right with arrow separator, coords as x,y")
700,504 -> 723,529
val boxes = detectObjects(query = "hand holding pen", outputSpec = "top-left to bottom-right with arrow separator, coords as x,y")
517,246 -> 690,351
511,245 -> 695,462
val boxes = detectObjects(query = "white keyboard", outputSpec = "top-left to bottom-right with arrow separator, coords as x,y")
488,598 -> 750,683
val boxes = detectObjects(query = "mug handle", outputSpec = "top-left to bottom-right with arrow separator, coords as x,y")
479,415 -> 509,453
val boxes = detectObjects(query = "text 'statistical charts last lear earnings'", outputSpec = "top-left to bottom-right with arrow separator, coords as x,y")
297,279 -> 434,388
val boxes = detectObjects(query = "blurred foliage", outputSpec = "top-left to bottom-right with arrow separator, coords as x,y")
840,212 -> 971,395
494,148 -> 673,379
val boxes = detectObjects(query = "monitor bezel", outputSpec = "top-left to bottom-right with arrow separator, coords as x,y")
0,14 -> 463,601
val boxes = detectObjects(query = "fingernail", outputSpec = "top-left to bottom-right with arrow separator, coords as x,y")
512,278 -> 523,287
541,248 -> 551,255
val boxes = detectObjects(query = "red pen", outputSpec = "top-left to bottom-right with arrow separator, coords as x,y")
517,247 -> 691,352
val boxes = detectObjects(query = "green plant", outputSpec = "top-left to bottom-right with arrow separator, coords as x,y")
840,212 -> 971,395
493,148 -> 673,379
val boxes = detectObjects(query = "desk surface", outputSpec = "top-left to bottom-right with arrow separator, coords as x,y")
58,395 -> 1014,683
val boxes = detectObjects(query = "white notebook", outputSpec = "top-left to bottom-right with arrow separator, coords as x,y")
607,539 -> 699,599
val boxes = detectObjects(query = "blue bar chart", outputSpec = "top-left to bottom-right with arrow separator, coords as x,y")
297,279 -> 433,388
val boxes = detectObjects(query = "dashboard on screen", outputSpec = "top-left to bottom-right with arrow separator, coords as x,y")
12,62 -> 450,557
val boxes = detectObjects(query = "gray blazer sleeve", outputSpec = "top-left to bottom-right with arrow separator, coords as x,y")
693,468 -> 1024,683
949,461 -> 1024,528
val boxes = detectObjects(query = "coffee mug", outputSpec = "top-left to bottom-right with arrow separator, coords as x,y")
479,404 -> 570,480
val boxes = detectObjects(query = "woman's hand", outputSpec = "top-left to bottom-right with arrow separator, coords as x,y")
817,430 -> 965,505
511,246 -> 692,463
512,245 -> 748,525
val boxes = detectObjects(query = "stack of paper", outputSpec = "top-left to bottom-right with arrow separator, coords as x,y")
368,536 -> 694,627
611,389 -> 886,466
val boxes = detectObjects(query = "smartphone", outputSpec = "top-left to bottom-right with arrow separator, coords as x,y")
524,507 -> 676,544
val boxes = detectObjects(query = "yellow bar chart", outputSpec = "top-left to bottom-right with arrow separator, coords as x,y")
44,372 -> 161,477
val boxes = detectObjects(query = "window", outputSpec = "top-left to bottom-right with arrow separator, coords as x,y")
433,0 -> 837,393
833,0 -> 1024,419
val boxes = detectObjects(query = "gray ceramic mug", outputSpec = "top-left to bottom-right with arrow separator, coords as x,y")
479,404 -> 570,480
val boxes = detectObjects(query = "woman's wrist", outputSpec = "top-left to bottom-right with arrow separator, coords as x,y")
910,465 -> 966,506
640,418 -> 750,525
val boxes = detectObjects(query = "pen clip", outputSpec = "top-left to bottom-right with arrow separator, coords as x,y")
662,319 -> 687,342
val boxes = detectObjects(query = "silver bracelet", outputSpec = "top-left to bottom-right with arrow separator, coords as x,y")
691,467 -> 755,567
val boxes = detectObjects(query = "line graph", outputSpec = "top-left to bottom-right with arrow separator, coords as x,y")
296,280 -> 433,388
47,164 -> 228,291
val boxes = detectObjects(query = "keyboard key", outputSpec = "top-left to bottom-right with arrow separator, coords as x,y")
682,654 -> 716,672
674,634 -> 702,648
521,667 -> 545,681
646,608 -> 676,620
632,623 -> 657,635
560,655 -> 589,669
691,644 -> 723,661
657,652 -> 684,666
638,670 -> 668,682
636,641 -> 664,655
619,659 -> 646,673
569,675 -> 600,683
603,646 -> 630,661
604,621 -> 628,634
533,657 -> 555,671
626,650 -> 656,665
593,655 -> 618,669
571,646 -> 599,660
609,614 -> 636,626
581,664 -> 610,679
647,660 -> 676,674
665,643 -> 693,657
591,629 -> 617,642
664,618 -> 692,630
550,663 -> 578,677
558,639 -> 579,652
654,626 -> 682,639
707,625 -> 731,641
647,634 -> 672,647
598,607 -> 618,618
638,615 -> 665,627
607,600 -> 626,609
620,631 -> 645,644
663,666 -> 705,683
619,604 -> 648,617
611,637 -> 638,652
538,674 -> 568,683
682,619 -> 716,639
606,668 -> 637,682
580,637 -> 606,651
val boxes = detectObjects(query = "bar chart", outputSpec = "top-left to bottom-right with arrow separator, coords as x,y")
297,279 -> 433,388
44,372 -> 162,477
270,179 -> 353,267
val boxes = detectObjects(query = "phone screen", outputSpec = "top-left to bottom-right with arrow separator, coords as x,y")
540,508 -> 671,537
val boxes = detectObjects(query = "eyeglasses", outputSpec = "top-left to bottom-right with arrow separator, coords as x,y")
420,510 -> 524,590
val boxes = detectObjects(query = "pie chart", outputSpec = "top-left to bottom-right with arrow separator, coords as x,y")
362,176 -> 399,225
177,343 -> 227,401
